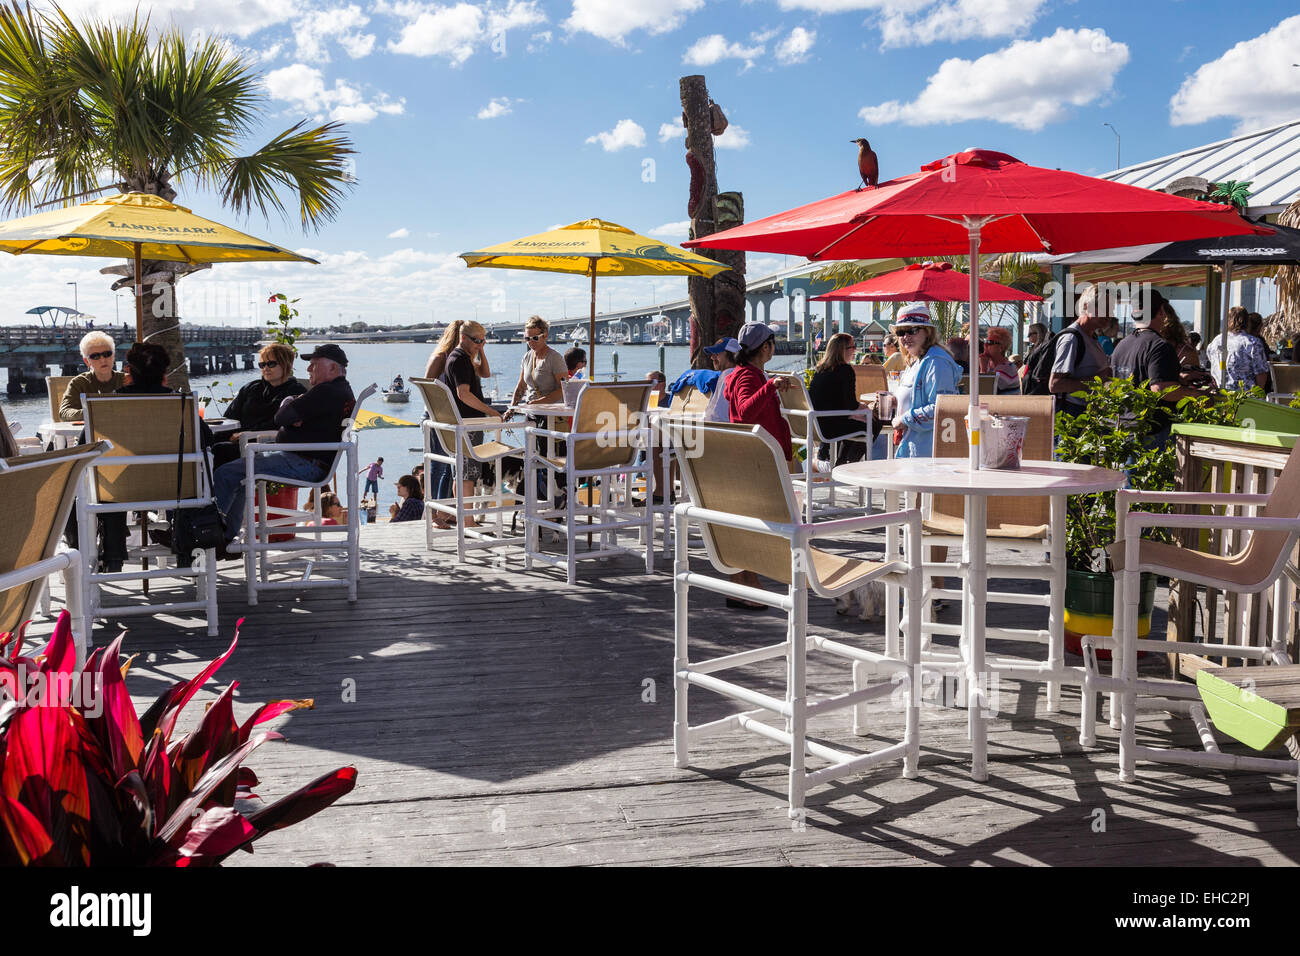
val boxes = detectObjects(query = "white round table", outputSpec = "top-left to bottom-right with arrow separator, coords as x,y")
832,458 -> 1126,780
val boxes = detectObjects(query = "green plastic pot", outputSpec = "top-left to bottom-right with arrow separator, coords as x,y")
1063,568 -> 1157,659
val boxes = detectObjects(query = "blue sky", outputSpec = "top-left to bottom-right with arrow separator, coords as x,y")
3,0 -> 1298,330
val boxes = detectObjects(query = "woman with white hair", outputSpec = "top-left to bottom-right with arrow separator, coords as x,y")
59,331 -> 124,421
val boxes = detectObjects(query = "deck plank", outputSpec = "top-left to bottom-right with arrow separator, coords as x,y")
25,520 -> 1300,866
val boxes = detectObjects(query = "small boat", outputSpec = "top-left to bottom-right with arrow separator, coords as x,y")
382,376 -> 410,403
569,326 -> 588,344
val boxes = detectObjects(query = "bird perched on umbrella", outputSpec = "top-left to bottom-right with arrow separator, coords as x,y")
852,138 -> 878,190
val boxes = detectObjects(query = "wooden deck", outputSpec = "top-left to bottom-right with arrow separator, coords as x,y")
31,521 -> 1300,866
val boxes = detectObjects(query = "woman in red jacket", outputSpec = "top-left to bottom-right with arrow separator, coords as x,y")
725,322 -> 795,454
722,323 -> 796,609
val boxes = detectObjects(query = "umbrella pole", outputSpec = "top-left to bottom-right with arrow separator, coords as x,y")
134,242 -> 144,342
1219,258 -> 1234,387
967,224 -> 982,471
589,265 -> 597,378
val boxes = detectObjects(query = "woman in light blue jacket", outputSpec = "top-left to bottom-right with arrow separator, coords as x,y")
892,304 -> 963,458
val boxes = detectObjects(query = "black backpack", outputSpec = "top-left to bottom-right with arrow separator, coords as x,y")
1023,325 -> 1084,396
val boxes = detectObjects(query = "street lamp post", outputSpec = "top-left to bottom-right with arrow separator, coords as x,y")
1103,122 -> 1120,170
66,281 -> 77,314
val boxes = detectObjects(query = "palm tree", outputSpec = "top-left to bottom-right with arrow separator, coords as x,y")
813,254 -> 1048,343
0,3 -> 355,390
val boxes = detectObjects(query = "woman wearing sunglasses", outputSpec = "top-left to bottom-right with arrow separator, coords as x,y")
210,343 -> 307,468
438,320 -> 501,526
891,304 -> 961,459
59,331 -> 125,421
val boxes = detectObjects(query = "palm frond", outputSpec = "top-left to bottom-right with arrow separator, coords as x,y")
219,121 -> 355,230
1273,200 -> 1300,337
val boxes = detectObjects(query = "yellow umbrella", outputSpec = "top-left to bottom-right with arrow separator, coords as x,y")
460,218 -> 730,376
354,409 -> 419,430
0,192 -> 317,339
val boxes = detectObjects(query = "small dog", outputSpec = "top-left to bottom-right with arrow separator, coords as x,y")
834,580 -> 887,620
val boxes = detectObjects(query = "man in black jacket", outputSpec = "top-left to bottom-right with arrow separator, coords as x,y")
213,343 -> 355,544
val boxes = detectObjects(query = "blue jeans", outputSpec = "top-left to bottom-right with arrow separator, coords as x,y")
364,478 -> 379,497
426,428 -> 454,500
215,451 -> 329,542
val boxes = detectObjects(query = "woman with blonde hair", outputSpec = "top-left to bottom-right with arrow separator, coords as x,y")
437,320 -> 500,526
211,341 -> 306,468
426,319 -> 492,380
809,332 -> 872,467
424,319 -> 493,503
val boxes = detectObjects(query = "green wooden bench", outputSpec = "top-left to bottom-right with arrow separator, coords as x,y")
1197,665 -> 1300,752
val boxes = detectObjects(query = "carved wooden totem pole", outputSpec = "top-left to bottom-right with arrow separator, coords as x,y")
679,75 -> 746,369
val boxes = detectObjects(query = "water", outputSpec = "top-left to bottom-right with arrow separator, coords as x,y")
2,340 -> 809,507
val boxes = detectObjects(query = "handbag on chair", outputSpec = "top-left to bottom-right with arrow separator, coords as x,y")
169,394 -> 224,564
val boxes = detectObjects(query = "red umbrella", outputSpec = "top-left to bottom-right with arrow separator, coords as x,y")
810,261 -> 1042,303
689,148 -> 1269,468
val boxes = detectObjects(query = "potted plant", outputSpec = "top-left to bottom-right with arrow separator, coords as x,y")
260,292 -> 305,536
1054,377 -> 1252,656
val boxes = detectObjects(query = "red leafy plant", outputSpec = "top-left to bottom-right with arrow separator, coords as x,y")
0,612 -> 356,866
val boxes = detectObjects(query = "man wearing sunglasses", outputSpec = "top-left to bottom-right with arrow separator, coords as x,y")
59,331 -> 125,421
213,343 -> 355,548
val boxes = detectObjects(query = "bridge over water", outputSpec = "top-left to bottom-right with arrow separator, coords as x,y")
0,323 -> 261,395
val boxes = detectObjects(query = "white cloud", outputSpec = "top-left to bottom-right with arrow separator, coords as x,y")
877,0 -> 1047,48
658,118 -> 685,143
858,28 -> 1129,131
714,124 -> 751,149
565,0 -> 704,44
649,220 -> 691,238
774,0 -> 880,10
527,29 -> 553,51
774,26 -> 815,64
477,96 -> 514,119
293,5 -> 375,62
683,34 -> 765,70
388,227 -> 411,238
385,2 -> 484,63
487,0 -> 547,34
770,0 -> 1046,48
1170,15 -> 1300,133
53,0 -> 295,39
585,119 -> 646,151
381,0 -> 547,63
265,63 -> 405,124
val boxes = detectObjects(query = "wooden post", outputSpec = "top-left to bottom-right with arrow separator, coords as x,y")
1167,434 -> 1200,677
679,75 -> 745,369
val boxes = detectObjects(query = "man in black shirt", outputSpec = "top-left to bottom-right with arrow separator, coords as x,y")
214,343 -> 355,544
1110,289 -> 1216,446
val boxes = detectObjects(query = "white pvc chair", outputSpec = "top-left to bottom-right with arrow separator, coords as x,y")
668,421 -> 924,818
79,394 -> 219,637
1083,444 -> 1300,821
778,374 -> 872,522
524,382 -> 654,584
0,443 -> 105,666
232,383 -> 376,605
411,377 -> 525,563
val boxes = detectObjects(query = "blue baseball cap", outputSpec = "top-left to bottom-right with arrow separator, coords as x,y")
703,337 -> 740,355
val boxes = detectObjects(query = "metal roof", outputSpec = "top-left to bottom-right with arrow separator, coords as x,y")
1101,118 -> 1300,216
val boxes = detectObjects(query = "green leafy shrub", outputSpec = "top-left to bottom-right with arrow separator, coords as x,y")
1054,378 -> 1253,572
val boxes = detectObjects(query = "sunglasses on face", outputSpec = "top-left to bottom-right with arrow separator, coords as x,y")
896,328 -> 923,338
87,351 -> 114,361
525,334 -> 544,342
468,336 -> 486,345
259,360 -> 279,369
